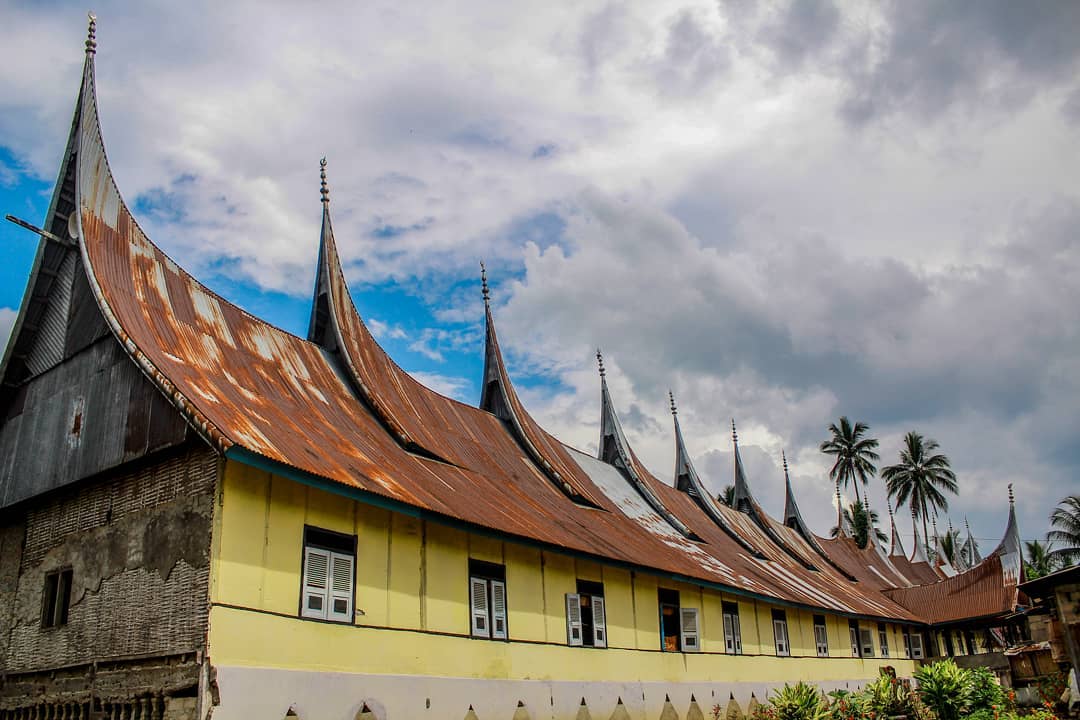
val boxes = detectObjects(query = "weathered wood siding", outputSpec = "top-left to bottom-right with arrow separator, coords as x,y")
0,335 -> 189,508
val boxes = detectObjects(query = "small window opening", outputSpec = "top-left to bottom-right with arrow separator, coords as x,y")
41,568 -> 73,628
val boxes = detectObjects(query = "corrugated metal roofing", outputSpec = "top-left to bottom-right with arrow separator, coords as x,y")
55,34 -> 1019,627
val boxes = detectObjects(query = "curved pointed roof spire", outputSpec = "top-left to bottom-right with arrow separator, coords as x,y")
730,419 -> 754,514
478,268 -> 601,505
887,500 -> 906,558
597,358 -> 695,538
910,517 -> 930,564
666,391 -> 767,555
991,483 -> 1022,584
1,11 -> 111,390
964,516 -> 982,565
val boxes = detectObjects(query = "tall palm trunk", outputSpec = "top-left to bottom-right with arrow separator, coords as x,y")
911,504 -> 918,552
921,498 -> 931,559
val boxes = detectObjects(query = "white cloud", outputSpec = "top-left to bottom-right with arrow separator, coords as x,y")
367,317 -> 407,341
405,371 -> 472,403
3,1 -> 1077,548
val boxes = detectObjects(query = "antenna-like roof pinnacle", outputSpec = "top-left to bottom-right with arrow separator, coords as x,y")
965,516 -> 972,533
596,349 -> 605,378
782,449 -> 788,474
1008,483 -> 1014,506
86,12 -> 97,55
319,157 -> 329,204
731,419 -> 738,444
668,390 -> 677,416
480,261 -> 489,304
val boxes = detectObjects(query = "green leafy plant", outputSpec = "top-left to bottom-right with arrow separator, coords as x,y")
914,660 -> 972,720
966,667 -> 1005,713
769,682 -> 826,720
864,673 -> 916,718
822,689 -> 866,720
1035,671 -> 1067,706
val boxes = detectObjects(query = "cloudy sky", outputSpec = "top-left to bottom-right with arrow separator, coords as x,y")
2,1 -> 1077,552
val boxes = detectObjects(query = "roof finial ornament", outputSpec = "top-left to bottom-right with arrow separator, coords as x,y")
480,261 -> 490,305
731,419 -> 738,444
1008,483 -> 1014,506
782,449 -> 789,475
86,12 -> 97,55
965,516 -> 972,534
668,390 -> 677,416
319,157 -> 329,204
596,348 -> 605,378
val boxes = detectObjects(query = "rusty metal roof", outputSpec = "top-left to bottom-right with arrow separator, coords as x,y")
58,34 -> 1018,625
884,554 -> 1019,625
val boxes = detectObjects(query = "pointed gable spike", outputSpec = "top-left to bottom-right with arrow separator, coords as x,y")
596,358 -> 695,538
888,501 -> 906,558
85,12 -> 97,55
992,484 -> 1022,584
731,418 -> 753,514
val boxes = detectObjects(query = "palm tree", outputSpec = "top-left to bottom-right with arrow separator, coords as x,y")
940,526 -> 961,565
1047,495 -> 1080,566
820,417 -> 880,528
1025,540 -> 1061,580
882,432 -> 958,558
717,484 -> 735,507
830,503 -> 887,548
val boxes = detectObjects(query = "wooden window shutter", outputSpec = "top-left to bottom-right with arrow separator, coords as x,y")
328,552 -> 353,623
679,607 -> 700,652
773,618 -> 789,656
849,624 -> 861,657
470,577 -> 490,638
591,595 -> 607,648
490,580 -> 507,640
302,547 -> 330,620
565,593 -> 583,646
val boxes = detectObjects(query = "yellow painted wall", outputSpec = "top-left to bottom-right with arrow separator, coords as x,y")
208,461 -> 918,683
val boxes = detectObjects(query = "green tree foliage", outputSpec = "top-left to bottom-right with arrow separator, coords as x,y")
718,484 -> 736,507
1047,494 -> 1080,566
820,417 -> 880,526
830,503 -> 888,549
882,432 -> 957,559
1025,539 -> 1062,580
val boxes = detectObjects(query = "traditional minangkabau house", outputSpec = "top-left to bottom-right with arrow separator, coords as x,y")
0,19 -> 1032,720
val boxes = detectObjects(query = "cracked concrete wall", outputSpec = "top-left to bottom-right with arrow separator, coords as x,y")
1,444 -> 218,674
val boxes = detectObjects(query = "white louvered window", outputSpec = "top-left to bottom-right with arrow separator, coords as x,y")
878,624 -> 890,658
813,615 -> 829,657
490,580 -> 507,640
566,593 -> 583,646
591,596 -> 607,648
849,621 -> 861,657
567,582 -> 608,648
469,560 -> 508,641
910,632 -> 925,659
680,607 -> 701,652
470,577 -> 490,638
902,628 -> 912,658
772,610 -> 790,657
301,527 -> 355,624
723,602 -> 742,654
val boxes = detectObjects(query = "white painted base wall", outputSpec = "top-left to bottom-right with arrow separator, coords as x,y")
211,665 -> 885,720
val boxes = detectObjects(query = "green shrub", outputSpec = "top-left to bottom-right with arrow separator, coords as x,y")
822,689 -> 867,720
914,660 -> 973,720
967,667 -> 1005,713
864,673 -> 916,718
769,682 -> 826,720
